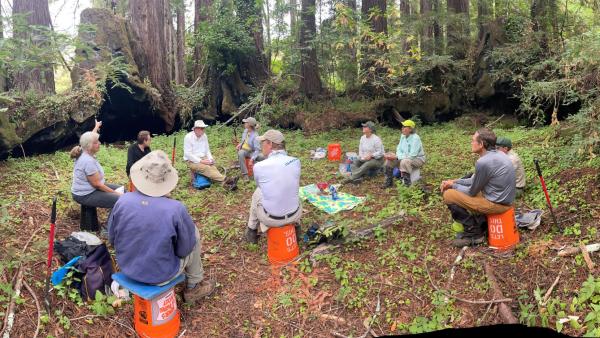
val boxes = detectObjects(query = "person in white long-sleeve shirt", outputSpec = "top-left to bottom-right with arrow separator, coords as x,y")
341,121 -> 385,184
184,120 -> 227,184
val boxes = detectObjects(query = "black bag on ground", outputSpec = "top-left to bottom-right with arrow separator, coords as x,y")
54,236 -> 91,264
77,244 -> 114,301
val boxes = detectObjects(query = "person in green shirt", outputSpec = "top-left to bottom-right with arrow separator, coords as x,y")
382,120 -> 426,187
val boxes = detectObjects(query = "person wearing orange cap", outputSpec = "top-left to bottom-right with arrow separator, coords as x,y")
383,119 -> 426,187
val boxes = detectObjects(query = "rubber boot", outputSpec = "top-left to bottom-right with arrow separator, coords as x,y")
382,167 -> 394,188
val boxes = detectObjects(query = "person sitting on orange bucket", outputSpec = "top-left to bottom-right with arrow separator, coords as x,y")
341,121 -> 384,185
236,117 -> 263,180
125,130 -> 152,191
439,128 -> 516,247
109,150 -> 216,304
244,129 -> 302,244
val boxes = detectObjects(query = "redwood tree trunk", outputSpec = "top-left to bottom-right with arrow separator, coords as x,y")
235,0 -> 270,83
447,0 -> 470,59
129,0 -> 177,131
420,0 -> 434,55
477,0 -> 491,41
12,0 -> 55,94
299,0 -> 322,97
400,0 -> 411,52
362,0 -> 387,34
432,0 -> 442,55
193,0 -> 211,81
176,2 -> 186,85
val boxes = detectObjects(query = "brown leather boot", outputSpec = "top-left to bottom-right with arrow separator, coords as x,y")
184,279 -> 216,305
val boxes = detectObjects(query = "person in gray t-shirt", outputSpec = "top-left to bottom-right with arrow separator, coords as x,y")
440,128 -> 516,247
70,120 -> 123,209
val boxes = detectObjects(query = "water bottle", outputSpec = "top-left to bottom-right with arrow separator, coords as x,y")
330,185 -> 339,200
346,159 -> 351,172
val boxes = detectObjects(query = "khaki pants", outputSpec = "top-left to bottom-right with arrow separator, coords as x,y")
247,188 -> 302,232
443,189 -> 511,215
157,227 -> 204,286
347,158 -> 384,181
186,161 -> 225,182
384,158 -> 425,175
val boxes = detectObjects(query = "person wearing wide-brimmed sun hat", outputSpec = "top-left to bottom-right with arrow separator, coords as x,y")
108,150 -> 216,305
496,136 -> 526,197
184,120 -> 236,189
341,121 -> 385,185
236,117 -> 263,180
382,119 -> 426,187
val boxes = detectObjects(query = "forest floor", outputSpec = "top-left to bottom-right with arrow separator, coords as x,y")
1,120 -> 599,337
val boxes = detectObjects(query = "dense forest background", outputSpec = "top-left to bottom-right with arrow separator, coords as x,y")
0,0 -> 598,159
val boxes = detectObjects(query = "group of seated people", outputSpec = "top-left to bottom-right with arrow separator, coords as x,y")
68,118 -> 526,306
340,120 -> 426,188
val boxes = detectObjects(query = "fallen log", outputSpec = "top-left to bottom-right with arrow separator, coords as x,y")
484,263 -> 518,324
558,243 -> 600,257
579,243 -> 596,271
1,267 -> 24,338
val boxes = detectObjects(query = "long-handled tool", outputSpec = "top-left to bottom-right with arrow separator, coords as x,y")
44,196 -> 57,315
534,159 -> 559,228
171,137 -> 176,165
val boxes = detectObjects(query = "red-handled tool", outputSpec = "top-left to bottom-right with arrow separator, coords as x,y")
171,137 -> 176,165
44,195 -> 57,314
534,159 -> 559,228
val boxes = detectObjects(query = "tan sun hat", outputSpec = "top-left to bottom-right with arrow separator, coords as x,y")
130,150 -> 179,197
258,129 -> 285,144
242,117 -> 257,126
192,120 -> 208,130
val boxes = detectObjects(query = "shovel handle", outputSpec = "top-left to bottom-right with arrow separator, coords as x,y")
51,196 -> 57,224
534,159 -> 542,177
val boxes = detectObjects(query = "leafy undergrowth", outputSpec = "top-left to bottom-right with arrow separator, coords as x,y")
0,120 -> 599,337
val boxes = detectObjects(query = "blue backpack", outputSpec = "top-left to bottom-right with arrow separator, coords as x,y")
193,173 -> 211,189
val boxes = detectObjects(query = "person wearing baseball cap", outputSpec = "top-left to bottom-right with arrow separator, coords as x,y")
245,129 -> 302,244
383,119 -> 426,187
183,120 -> 236,190
496,136 -> 526,197
236,117 -> 263,180
341,121 -> 385,185
108,150 -> 216,304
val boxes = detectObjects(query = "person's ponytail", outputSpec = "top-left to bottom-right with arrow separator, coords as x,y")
69,145 -> 83,159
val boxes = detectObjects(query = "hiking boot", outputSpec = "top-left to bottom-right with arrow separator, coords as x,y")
223,176 -> 239,191
452,235 -> 486,248
245,227 -> 258,244
183,279 -> 216,305
382,175 -> 393,188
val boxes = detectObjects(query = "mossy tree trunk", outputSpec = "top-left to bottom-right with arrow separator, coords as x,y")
12,0 -> 55,94
299,0 -> 322,98
400,0 -> 412,52
128,0 -> 177,131
175,0 -> 186,85
420,0 -> 434,55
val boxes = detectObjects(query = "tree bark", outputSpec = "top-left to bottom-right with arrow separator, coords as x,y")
0,2 -> 7,92
432,0 -> 442,55
176,1 -> 186,85
447,0 -> 470,59
531,0 -> 558,51
477,0 -> 491,41
299,0 -> 322,97
400,0 -> 411,52
129,0 -> 177,131
12,0 -> 55,94
235,0 -> 270,83
420,0 -> 434,55
193,0 -> 211,81
362,0 -> 387,34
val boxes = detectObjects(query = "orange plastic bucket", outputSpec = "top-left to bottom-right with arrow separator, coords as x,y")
487,207 -> 519,251
245,157 -> 254,177
328,144 -> 342,162
128,179 -> 135,192
267,224 -> 299,266
133,288 -> 180,338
